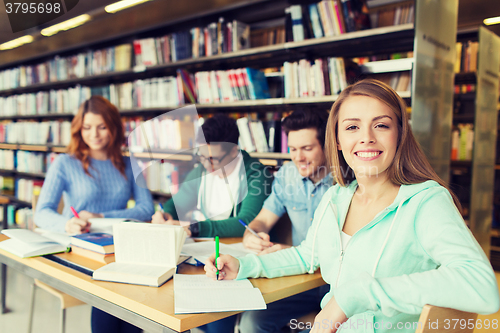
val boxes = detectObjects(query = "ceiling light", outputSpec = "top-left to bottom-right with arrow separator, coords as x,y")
41,14 -> 91,37
105,0 -> 152,13
484,16 -> 500,25
0,35 -> 34,50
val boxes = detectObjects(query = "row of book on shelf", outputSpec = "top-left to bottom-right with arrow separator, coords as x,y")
0,121 -> 71,146
451,123 -> 474,161
126,113 -> 287,154
284,57 -> 347,98
0,0 -> 418,92
0,112 -> 288,155
1,57 -> 351,117
285,0 -> 414,42
455,41 -> 479,73
0,150 -> 56,174
0,66 -> 272,116
133,19 -> 250,67
0,176 -> 42,204
0,85 -> 91,117
0,17 -> 251,91
454,83 -> 476,94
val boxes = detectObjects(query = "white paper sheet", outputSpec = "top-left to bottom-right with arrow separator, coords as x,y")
173,274 -> 266,314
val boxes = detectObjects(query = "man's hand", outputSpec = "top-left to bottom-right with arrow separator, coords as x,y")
65,217 -> 91,234
152,212 -> 192,236
243,231 -> 273,252
310,297 -> 347,333
258,243 -> 291,255
151,211 -> 174,224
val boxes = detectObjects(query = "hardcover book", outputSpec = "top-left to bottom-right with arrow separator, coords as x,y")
70,232 -> 114,255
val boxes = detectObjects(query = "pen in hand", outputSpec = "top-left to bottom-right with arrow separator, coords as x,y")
215,236 -> 220,280
158,202 -> 164,211
70,206 -> 90,233
70,206 -> 80,219
238,219 -> 263,240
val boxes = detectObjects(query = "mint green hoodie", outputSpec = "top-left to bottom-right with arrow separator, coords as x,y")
237,180 -> 500,332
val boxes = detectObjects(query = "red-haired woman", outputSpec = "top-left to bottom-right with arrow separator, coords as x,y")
35,95 -> 154,333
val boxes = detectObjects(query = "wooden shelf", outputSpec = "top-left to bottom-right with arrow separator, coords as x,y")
454,72 -> 477,85
450,160 -> 473,167
150,191 -> 172,199
0,194 -> 31,207
0,169 -> 46,178
360,58 -> 413,74
0,113 -> 75,121
0,144 -> 66,153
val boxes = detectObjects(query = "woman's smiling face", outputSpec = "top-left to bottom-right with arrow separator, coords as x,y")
336,95 -> 399,181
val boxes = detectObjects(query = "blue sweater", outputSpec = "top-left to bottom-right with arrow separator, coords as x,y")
35,154 -> 155,233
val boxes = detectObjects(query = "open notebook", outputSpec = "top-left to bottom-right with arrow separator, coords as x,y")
174,274 -> 266,314
92,222 -> 187,287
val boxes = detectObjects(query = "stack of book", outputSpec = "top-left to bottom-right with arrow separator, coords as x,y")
70,233 -> 115,264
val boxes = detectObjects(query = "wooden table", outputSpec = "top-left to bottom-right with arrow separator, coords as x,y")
0,235 -> 325,332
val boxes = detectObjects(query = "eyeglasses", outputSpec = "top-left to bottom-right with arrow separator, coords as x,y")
194,149 -> 232,165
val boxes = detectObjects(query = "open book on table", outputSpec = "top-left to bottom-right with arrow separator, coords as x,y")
0,229 -> 71,258
92,222 -> 187,287
174,274 -> 266,314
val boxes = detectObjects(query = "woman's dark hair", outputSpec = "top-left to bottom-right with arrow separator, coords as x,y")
282,109 -> 329,148
197,115 -> 239,146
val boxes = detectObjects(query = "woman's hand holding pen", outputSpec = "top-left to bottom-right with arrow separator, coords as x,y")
243,231 -> 273,252
65,217 -> 90,234
204,253 -> 240,280
310,296 -> 347,333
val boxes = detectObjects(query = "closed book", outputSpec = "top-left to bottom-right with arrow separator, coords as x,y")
71,245 -> 115,264
70,232 -> 114,254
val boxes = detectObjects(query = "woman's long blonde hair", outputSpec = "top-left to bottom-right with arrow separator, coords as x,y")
67,96 -> 126,178
325,79 -> 461,210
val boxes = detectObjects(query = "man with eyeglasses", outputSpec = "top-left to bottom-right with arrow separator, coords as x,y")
152,115 -> 273,239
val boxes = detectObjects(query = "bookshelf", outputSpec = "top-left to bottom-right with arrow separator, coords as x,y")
451,26 -> 500,259
0,0 -> 458,224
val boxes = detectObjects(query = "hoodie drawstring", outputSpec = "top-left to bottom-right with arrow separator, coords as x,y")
371,200 -> 404,277
308,201 -> 333,274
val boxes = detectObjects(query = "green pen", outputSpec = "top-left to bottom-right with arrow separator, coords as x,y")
215,236 -> 220,280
